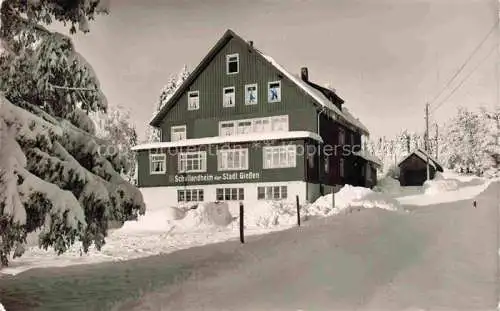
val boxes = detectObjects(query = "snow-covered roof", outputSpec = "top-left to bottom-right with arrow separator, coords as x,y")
257,52 -> 370,135
354,149 -> 382,167
397,149 -> 443,171
132,131 -> 323,151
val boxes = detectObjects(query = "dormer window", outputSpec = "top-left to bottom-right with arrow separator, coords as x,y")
226,53 -> 239,74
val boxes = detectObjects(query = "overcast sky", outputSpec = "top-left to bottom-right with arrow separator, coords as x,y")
68,0 -> 498,139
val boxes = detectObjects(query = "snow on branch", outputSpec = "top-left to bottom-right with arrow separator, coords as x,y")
48,83 -> 99,92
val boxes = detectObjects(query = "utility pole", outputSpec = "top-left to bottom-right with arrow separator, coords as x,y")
435,123 -> 439,161
425,103 -> 430,181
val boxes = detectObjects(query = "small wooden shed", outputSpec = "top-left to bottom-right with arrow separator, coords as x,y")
398,149 -> 444,186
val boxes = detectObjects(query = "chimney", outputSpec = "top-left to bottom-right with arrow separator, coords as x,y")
248,40 -> 253,47
301,67 -> 308,82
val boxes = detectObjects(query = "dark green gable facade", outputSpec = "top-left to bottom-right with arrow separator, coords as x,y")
134,29 -> 378,204
155,37 -> 318,141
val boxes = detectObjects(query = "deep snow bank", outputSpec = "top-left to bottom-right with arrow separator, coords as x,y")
394,171 -> 492,206
121,201 -> 233,233
241,200 -> 301,228
307,185 -> 402,216
174,202 -> 233,231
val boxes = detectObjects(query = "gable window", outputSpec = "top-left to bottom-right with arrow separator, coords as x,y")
157,128 -> 163,141
216,188 -> 244,201
339,158 -> 345,177
171,125 -> 186,141
271,115 -> 289,131
149,153 -> 166,174
245,83 -> 258,105
187,91 -> 199,110
219,121 -> 236,136
268,81 -> 281,103
218,148 -> 248,171
226,53 -> 239,74
338,128 -> 345,145
263,145 -> 296,169
257,186 -> 287,200
178,189 -> 204,202
178,151 -> 207,173
223,87 -> 235,107
237,121 -> 252,135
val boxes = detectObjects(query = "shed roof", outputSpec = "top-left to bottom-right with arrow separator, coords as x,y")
397,149 -> 444,172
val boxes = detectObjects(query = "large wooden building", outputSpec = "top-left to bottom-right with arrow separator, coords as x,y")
132,29 -> 379,204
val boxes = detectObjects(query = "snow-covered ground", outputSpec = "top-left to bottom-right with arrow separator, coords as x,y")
1,170 -> 491,276
393,171 -> 492,206
1,185 -> 402,276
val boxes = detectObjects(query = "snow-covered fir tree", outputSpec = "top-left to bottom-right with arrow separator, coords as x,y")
144,65 -> 190,143
0,0 -> 145,266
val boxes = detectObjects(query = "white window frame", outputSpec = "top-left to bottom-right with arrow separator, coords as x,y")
187,91 -> 199,110
216,188 -> 244,201
339,128 -> 345,145
217,148 -> 249,171
271,115 -> 289,131
263,145 -> 296,169
178,151 -> 207,173
257,186 -> 287,200
253,117 -> 271,133
340,158 -> 345,177
219,115 -> 288,136
245,83 -> 258,105
170,125 -> 186,141
157,127 -> 163,141
177,189 -> 204,202
237,120 -> 252,135
149,153 -> 166,175
268,81 -> 281,103
219,121 -> 236,136
226,53 -> 239,75
223,86 -> 236,108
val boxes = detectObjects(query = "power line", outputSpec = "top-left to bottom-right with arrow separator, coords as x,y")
431,42 -> 498,114
428,21 -> 499,107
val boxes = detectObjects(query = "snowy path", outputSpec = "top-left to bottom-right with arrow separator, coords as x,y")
0,182 -> 498,311
119,181 -> 500,311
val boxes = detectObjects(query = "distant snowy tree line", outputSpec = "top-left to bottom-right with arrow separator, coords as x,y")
366,106 -> 499,178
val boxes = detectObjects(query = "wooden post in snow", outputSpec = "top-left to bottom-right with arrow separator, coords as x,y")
296,195 -> 301,227
239,202 -> 244,244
